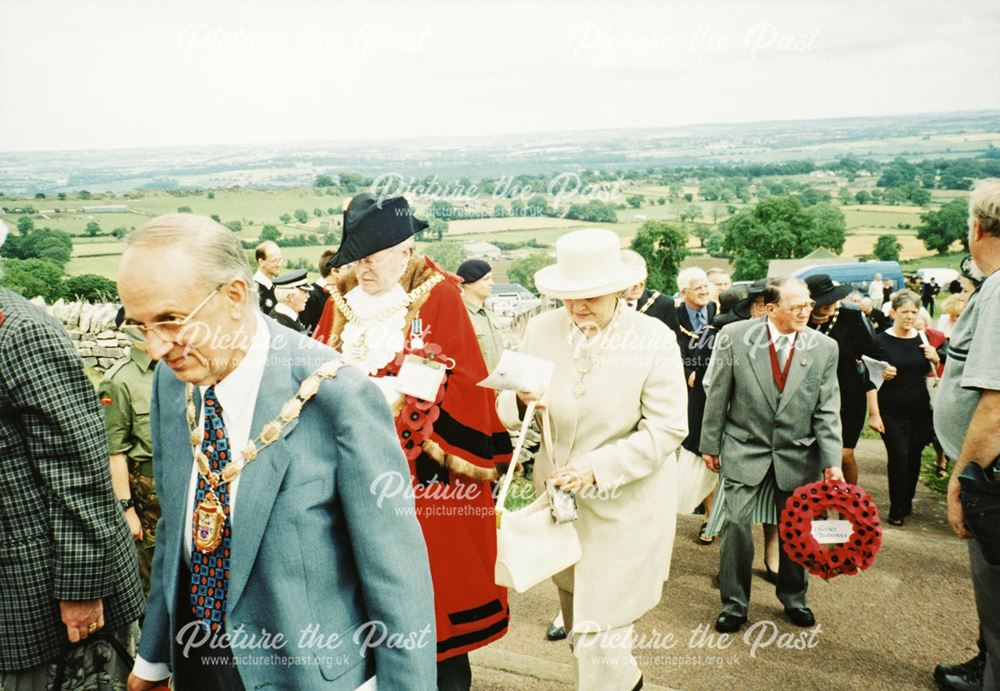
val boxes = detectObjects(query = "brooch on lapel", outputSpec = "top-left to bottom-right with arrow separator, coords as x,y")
800,359 -> 809,366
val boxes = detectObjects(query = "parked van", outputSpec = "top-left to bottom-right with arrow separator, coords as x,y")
791,261 -> 905,293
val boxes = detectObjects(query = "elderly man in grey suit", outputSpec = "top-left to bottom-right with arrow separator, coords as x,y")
120,214 -> 435,691
701,277 -> 844,633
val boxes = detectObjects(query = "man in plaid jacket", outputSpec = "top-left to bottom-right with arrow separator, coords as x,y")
0,286 -> 144,686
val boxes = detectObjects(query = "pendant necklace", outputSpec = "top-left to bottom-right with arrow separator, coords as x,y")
569,308 -> 618,399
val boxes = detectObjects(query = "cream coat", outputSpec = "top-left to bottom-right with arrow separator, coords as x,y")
498,304 -> 688,631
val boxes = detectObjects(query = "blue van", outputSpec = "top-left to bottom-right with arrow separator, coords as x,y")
791,261 -> 905,293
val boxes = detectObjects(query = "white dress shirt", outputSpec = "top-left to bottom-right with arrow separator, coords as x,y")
253,269 -> 273,290
133,314 -> 269,682
766,318 -> 797,368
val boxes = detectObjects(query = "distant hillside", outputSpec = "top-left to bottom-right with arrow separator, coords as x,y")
1,110 -> 998,195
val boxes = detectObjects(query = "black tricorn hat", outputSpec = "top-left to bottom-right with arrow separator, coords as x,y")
806,273 -> 853,307
327,193 -> 429,269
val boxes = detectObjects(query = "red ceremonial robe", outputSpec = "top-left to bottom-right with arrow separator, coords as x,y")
314,257 -> 513,661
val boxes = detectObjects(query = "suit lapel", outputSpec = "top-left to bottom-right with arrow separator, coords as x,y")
776,329 -> 814,415
226,322 -> 299,613
745,318 -> 778,412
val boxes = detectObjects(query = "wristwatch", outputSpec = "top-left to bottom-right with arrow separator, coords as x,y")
119,497 -> 136,511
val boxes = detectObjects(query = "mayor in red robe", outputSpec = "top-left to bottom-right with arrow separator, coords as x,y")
313,193 -> 513,689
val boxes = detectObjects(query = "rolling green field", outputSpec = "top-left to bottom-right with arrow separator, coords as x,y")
0,171 -> 968,283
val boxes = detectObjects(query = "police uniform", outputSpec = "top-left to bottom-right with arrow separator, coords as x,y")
97,345 -> 160,592
268,268 -> 309,332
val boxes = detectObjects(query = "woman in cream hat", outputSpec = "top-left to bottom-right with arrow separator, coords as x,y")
498,228 -> 689,690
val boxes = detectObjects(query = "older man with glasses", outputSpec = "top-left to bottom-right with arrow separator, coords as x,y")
119,213 -> 435,691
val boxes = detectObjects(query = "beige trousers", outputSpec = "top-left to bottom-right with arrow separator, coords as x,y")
559,588 -> 642,690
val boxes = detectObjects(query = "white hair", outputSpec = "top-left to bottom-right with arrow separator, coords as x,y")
677,267 -> 708,292
969,178 -> 1000,238
127,214 -> 257,310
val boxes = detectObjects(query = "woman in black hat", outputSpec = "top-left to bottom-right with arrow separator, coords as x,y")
806,274 -> 892,486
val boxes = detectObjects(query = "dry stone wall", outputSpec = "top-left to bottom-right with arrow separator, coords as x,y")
34,298 -> 131,373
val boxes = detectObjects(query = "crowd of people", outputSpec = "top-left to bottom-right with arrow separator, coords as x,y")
0,180 -> 997,691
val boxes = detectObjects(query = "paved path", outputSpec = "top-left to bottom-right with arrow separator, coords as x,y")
471,439 -> 978,690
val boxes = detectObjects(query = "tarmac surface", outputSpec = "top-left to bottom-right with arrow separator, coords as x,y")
470,439 -> 979,690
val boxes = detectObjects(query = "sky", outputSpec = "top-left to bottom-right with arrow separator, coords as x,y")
1,0 -> 998,152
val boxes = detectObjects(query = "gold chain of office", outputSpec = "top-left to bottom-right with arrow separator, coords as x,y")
185,359 -> 346,491
331,273 -> 445,327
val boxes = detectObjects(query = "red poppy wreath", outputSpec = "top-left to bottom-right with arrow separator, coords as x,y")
780,481 -> 883,580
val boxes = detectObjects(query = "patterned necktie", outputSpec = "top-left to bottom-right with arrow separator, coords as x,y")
694,309 -> 705,332
190,386 -> 232,630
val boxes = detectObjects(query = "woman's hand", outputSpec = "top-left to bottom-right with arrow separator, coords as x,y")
516,386 -> 546,410
548,463 -> 595,494
868,412 -> 885,434
920,344 -> 940,365
883,365 -> 898,381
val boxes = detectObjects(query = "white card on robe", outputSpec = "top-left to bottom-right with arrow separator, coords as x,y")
395,355 -> 447,402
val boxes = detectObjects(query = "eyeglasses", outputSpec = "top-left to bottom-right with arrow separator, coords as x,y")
782,301 -> 815,314
121,286 -> 221,343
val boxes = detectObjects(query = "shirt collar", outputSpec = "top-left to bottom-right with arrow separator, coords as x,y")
685,303 -> 707,322
253,269 -> 273,289
766,317 -> 797,345
201,312 -> 270,424
463,296 -> 486,315
128,344 -> 154,372
273,303 -> 298,321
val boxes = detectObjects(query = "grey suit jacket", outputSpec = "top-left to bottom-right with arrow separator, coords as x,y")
699,316 -> 842,492
139,319 -> 436,689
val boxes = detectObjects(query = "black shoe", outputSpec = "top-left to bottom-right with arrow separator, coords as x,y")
934,652 -> 985,691
763,564 -> 778,585
546,623 -> 567,641
698,523 -> 715,545
784,607 -> 816,627
714,612 -> 747,633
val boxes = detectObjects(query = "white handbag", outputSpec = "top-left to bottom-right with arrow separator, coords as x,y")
494,401 -> 582,593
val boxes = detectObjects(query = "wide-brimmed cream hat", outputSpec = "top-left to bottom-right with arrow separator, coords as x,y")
534,228 -> 645,300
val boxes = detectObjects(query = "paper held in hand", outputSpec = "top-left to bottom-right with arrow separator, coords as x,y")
861,355 -> 892,391
478,349 -> 554,393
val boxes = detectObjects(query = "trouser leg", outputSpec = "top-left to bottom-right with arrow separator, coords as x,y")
880,414 -> 909,520
718,477 -> 758,617
573,624 -> 641,691
437,653 -> 472,691
968,539 -> 1000,689
774,486 -> 809,610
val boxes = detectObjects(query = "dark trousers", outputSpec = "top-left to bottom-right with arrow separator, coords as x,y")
880,409 -> 931,520
969,540 -> 1000,690
922,297 -> 936,317
437,653 -> 471,691
172,569 -> 246,691
719,473 -> 807,617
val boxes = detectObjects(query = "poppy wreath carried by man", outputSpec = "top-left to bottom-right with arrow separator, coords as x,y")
780,481 -> 883,580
